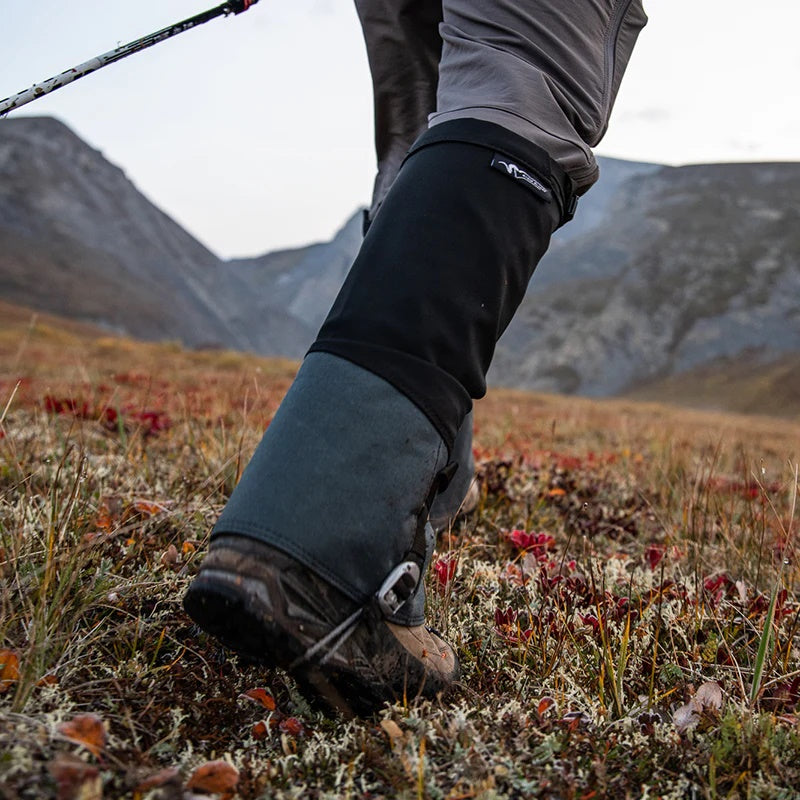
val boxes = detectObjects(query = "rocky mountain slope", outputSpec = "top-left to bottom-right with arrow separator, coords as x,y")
0,117 -> 236,347
2,116 -> 798,407
494,161 -> 800,395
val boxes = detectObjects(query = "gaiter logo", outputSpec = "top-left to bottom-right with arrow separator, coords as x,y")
490,153 -> 551,201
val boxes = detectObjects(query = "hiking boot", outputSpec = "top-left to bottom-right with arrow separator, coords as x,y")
184,534 -> 459,716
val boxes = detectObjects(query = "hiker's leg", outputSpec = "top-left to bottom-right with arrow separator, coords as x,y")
186,0 -> 647,712
355,0 -> 478,530
354,0 -> 443,222
432,0 -> 648,193
300,0 -> 648,582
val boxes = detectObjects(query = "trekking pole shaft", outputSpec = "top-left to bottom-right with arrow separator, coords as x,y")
0,1 -> 257,116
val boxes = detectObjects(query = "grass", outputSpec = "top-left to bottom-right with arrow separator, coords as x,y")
1,310 -> 800,798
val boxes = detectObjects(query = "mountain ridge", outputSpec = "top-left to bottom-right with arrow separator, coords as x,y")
1,116 -> 798,415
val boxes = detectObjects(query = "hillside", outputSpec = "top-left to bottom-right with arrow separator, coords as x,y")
624,351 -> 800,420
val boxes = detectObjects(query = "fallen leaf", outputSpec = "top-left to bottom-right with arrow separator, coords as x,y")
673,702 -> 698,734
673,681 -> 724,733
279,716 -> 305,737
537,696 -> 556,715
56,713 -> 107,758
94,507 -> 114,532
134,499 -> 169,517
186,760 -> 239,793
48,753 -> 101,800
252,720 -> 269,740
160,544 -> 180,568
239,687 -> 276,711
133,767 -> 181,792
0,649 -> 20,693
561,710 -> 591,730
695,681 -> 724,711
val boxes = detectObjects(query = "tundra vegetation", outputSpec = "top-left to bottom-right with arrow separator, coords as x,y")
1,309 -> 799,799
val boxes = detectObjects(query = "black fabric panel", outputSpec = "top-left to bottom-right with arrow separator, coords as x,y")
405,118 -> 576,224
310,118 -> 564,446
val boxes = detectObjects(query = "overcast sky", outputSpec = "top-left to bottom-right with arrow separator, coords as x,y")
2,1 -> 799,258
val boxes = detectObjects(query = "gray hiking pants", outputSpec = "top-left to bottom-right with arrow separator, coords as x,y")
355,0 -> 648,216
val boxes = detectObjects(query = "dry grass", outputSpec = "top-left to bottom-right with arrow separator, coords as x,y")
2,310 -> 800,799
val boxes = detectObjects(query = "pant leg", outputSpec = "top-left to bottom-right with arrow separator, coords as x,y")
432,0 -> 648,193
354,0 -> 443,219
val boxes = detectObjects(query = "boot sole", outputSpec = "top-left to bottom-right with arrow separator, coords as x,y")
183,571 -> 297,666
184,569 -> 386,716
184,559 -> 457,716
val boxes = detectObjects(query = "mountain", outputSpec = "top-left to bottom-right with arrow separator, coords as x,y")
2,116 -> 798,415
492,161 -> 800,395
0,116 -> 237,347
0,116 -> 356,358
219,210 -> 363,358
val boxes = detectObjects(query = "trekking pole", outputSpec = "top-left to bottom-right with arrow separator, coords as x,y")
0,0 -> 259,117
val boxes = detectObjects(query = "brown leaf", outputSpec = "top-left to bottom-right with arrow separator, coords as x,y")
48,753 -> 101,800
672,702 -> 698,734
160,544 -> 180,568
134,499 -> 169,517
94,506 -> 114,532
537,696 -> 556,715
674,681 -> 724,733
133,767 -> 181,792
251,720 -> 269,740
186,760 -> 239,793
56,713 -> 107,758
279,716 -> 305,737
561,710 -> 591,730
239,687 -> 276,711
0,649 -> 20,693
695,681 -> 724,711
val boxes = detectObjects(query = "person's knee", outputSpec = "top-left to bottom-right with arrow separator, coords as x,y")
431,1 -> 648,193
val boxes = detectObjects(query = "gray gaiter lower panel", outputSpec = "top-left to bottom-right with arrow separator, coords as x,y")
211,352 -> 449,626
